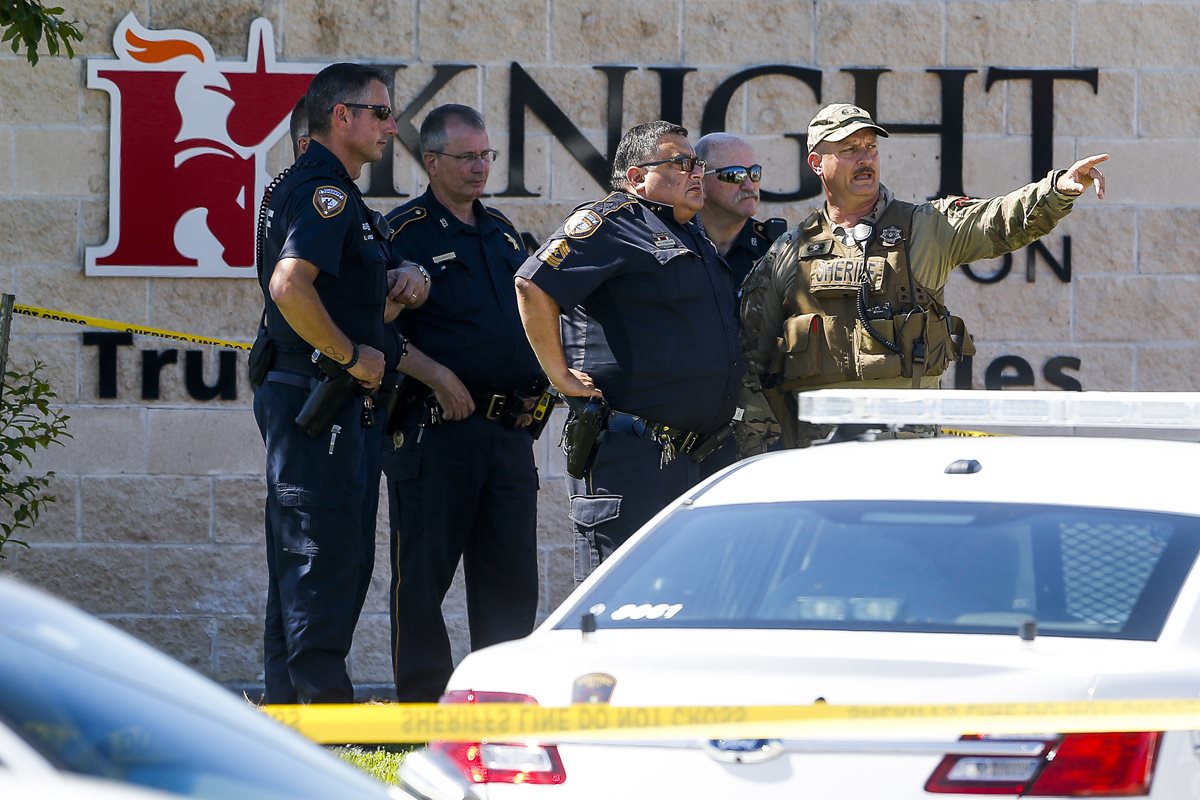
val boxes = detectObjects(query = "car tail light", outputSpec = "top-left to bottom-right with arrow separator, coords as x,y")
925,732 -> 1161,796
429,690 -> 567,785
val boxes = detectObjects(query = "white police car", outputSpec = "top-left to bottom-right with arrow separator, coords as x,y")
399,390 -> 1200,799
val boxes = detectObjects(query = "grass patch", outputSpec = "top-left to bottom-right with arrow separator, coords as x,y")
332,745 -> 415,785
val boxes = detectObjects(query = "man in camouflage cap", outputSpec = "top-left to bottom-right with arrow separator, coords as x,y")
737,103 -> 1108,453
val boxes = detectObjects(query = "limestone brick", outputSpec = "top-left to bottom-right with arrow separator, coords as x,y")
683,1 -> 815,67
148,543 -> 265,614
214,477 -> 266,544
0,474 -> 79,546
14,128 -> 107,197
213,614 -> 263,684
0,200 -> 84,265
878,136 -> 944,205
6,335 -> 82,404
2,543 -> 150,613
1139,72 -> 1200,138
0,128 -> 12,196
1078,3 -> 1200,68
110,615 -> 215,673
0,59 -> 82,125
146,407 -> 264,475
816,2 -> 943,67
420,0 -> 549,62
1083,139 -> 1196,206
145,1 -> 281,57
30,406 -> 148,476
1003,70 -> 1135,139
551,0 -> 682,65
362,539 -> 393,615
944,253 -> 1073,342
69,0 -> 141,57
1137,346 -> 1200,392
282,0 -> 414,60
151,278 -> 262,343
946,2 -> 1074,68
1076,275 -> 1198,343
535,475 -> 571,546
348,611 -> 394,686
1139,209 -> 1200,275
81,476 -> 212,543
15,265 -> 148,332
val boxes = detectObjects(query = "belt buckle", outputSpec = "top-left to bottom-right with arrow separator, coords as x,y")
485,394 -> 506,420
678,431 -> 699,454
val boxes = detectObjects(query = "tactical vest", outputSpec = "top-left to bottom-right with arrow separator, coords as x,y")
774,201 -> 974,388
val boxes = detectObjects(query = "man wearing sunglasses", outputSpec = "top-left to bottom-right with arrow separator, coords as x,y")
382,104 -> 544,702
695,133 -> 788,293
738,103 -> 1108,454
253,63 -> 409,704
516,121 -> 744,582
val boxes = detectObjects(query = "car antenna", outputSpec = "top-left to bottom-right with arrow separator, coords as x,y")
1019,619 -> 1037,642
581,611 -> 597,642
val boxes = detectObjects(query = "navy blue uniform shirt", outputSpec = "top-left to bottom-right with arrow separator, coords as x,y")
721,216 -> 788,291
517,191 -> 743,435
261,140 -> 390,357
387,188 -> 541,395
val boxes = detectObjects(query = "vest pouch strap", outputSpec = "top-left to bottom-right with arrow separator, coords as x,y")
854,318 -> 902,381
895,310 -> 955,380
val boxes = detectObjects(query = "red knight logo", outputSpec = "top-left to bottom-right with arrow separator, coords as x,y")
86,14 -> 322,277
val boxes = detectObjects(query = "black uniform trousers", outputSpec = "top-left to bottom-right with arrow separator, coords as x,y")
385,411 -> 538,702
254,377 -> 381,704
567,429 -> 736,582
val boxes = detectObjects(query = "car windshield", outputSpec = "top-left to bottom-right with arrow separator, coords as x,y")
0,631 -> 386,800
558,501 -> 1200,641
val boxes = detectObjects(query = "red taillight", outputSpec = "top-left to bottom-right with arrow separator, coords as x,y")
430,690 -> 567,786
925,732 -> 1162,796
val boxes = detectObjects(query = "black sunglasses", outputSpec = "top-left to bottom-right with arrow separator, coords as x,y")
338,102 -> 393,121
636,155 -> 707,174
705,164 -> 762,184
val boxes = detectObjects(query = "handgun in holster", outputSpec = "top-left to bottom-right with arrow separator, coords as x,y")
294,350 -> 361,438
688,422 -> 734,463
562,395 -> 609,480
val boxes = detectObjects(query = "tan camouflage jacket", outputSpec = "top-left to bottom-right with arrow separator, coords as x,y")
736,171 -> 1079,456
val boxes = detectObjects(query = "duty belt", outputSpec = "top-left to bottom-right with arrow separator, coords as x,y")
606,410 -> 702,465
470,391 -> 518,422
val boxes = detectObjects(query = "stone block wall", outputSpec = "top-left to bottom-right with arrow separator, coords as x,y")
0,0 -> 1197,698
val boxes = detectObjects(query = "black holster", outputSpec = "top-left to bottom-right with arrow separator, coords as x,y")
562,396 -> 609,479
294,353 -> 360,437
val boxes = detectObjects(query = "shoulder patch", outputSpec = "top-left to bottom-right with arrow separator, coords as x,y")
564,208 -> 603,239
313,186 -> 348,219
590,192 -> 639,217
385,204 -> 427,238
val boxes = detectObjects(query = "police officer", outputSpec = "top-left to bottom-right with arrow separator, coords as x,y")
515,121 -> 743,582
384,104 -> 543,702
738,103 -> 1108,454
253,63 -> 412,703
694,132 -> 787,292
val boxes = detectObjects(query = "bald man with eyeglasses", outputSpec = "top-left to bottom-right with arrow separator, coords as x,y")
695,133 -> 788,293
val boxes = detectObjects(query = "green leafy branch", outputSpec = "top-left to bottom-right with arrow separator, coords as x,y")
0,361 -> 70,557
0,1 -> 83,65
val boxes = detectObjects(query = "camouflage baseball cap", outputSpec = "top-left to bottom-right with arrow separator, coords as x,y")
807,103 -> 890,152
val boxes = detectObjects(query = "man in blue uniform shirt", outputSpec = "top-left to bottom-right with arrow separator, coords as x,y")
694,132 -> 788,293
515,121 -> 744,581
253,63 -> 417,703
384,104 -> 543,702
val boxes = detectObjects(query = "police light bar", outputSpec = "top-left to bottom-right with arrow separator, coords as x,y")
795,389 -> 1200,430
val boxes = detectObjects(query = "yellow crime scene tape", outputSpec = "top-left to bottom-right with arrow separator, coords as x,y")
262,699 -> 1200,744
14,303 -> 253,351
